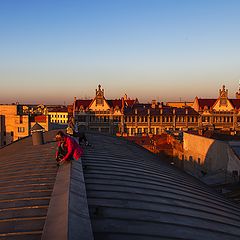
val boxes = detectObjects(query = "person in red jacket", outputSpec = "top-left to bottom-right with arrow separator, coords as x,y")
55,130 -> 83,165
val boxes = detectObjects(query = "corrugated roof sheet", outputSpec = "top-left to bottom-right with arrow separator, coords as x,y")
82,133 -> 240,240
2,131 -> 240,239
0,131 -> 58,240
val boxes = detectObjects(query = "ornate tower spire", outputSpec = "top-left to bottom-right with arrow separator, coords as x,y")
95,84 -> 104,105
219,85 -> 228,106
96,84 -> 104,96
219,85 -> 228,98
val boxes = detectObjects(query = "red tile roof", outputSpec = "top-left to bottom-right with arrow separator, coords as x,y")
48,106 -> 68,112
125,99 -> 136,106
35,115 -> 47,122
198,99 -> 216,109
124,104 -> 199,116
229,99 -> 240,109
197,98 -> 240,110
107,99 -> 123,108
74,98 -> 136,111
75,100 -> 92,109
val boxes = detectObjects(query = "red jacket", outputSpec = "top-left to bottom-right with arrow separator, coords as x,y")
57,136 -> 83,161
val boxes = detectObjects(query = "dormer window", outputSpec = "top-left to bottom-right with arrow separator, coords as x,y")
220,98 -> 227,106
96,97 -> 103,105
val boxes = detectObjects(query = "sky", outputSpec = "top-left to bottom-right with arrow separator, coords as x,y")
0,0 -> 240,104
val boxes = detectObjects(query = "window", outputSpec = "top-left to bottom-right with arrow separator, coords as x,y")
131,128 -> 136,135
96,97 -> 103,105
18,127 -> 24,133
137,128 -> 142,134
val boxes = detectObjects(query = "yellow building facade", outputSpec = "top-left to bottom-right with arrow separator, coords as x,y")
0,105 -> 29,145
47,107 -> 68,124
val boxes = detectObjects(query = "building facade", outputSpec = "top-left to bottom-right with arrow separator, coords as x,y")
0,104 -> 30,145
47,106 -> 68,124
123,102 -> 199,136
0,104 -> 52,146
73,85 -> 240,137
192,85 -> 240,131
73,85 -> 199,136
73,85 -> 137,134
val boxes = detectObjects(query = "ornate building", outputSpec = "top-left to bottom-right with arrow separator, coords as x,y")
73,85 -> 240,136
192,85 -> 240,131
73,85 -> 137,134
123,102 -> 199,136
73,85 -> 200,135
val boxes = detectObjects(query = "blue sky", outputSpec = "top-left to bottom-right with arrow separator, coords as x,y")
0,0 -> 240,104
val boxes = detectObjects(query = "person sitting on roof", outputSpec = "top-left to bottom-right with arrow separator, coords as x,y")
66,118 -> 90,146
77,125 -> 91,146
55,131 -> 83,165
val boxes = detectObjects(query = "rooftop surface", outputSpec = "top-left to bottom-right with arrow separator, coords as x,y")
1,131 -> 240,239
83,134 -> 240,240
0,131 -> 58,240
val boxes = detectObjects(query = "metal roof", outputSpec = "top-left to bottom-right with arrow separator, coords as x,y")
82,133 -> 240,240
1,131 -> 240,240
0,131 -> 58,240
